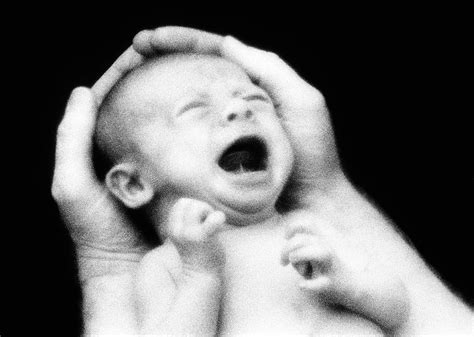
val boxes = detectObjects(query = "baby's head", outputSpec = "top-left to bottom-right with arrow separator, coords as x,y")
96,53 -> 294,226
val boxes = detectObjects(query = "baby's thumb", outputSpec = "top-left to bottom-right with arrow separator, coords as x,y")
299,276 -> 331,292
203,210 -> 229,236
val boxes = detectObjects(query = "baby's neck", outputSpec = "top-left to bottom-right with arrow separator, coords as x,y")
149,193 -> 281,235
220,205 -> 280,227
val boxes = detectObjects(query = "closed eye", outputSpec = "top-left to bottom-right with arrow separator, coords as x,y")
244,94 -> 271,103
177,101 -> 208,116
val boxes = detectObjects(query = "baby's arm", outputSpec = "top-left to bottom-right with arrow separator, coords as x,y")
137,198 -> 226,335
281,231 -> 410,332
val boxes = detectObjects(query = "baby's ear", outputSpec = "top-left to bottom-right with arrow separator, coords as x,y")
105,163 -> 154,208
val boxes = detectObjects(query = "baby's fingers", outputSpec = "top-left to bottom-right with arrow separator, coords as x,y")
280,233 -> 313,266
201,210 -> 227,237
289,245 -> 332,265
288,246 -> 333,280
184,209 -> 228,241
183,199 -> 213,227
168,198 -> 190,240
172,198 -> 227,242
299,276 -> 331,292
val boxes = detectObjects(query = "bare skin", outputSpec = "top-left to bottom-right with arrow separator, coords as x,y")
52,26 -> 473,335
98,54 -> 404,334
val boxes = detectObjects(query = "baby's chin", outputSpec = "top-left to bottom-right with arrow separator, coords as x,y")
209,190 -> 280,226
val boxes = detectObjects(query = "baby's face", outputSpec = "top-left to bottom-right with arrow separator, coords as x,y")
125,55 -> 294,222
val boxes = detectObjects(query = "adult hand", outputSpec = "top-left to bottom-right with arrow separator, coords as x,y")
51,32 -> 230,334
53,54 -> 149,282
131,27 -> 474,334
52,87 -> 147,333
54,27 -> 338,283
52,47 -> 153,333
134,27 -> 342,205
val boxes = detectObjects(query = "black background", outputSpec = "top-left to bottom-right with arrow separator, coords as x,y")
9,9 -> 472,336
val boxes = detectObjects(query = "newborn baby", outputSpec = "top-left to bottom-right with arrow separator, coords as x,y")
95,53 -> 409,335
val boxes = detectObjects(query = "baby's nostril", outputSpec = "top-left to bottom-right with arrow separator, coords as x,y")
228,112 -> 237,121
245,110 -> 253,118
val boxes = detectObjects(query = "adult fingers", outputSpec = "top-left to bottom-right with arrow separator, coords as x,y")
91,46 -> 145,105
52,87 -> 99,202
133,27 -> 322,112
133,26 -> 224,56
221,36 -> 321,109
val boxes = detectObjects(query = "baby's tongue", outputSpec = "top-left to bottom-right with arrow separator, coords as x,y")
220,150 -> 252,173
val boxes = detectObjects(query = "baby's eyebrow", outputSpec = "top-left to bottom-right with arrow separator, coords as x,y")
232,86 -> 268,98
174,92 -> 210,115
231,89 -> 244,97
177,91 -> 210,103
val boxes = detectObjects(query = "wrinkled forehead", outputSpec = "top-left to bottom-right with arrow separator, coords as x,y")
122,54 -> 252,106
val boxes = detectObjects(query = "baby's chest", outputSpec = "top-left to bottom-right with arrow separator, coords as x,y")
217,230 -> 382,335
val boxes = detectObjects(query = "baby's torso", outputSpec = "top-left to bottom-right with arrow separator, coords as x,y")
215,217 -> 382,336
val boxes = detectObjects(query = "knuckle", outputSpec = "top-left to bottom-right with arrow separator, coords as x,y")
170,223 -> 183,239
190,200 -> 205,211
194,199 -> 212,209
51,181 -> 65,202
55,121 -> 69,140
51,180 -> 84,204
286,220 -> 303,232
265,51 -> 281,61
289,233 -> 304,244
170,230 -> 182,242
175,197 -> 191,209
195,202 -> 214,217
306,86 -> 326,106
224,34 -> 236,40
213,210 -> 226,224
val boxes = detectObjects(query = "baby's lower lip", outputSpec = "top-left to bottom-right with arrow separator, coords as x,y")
222,169 -> 271,187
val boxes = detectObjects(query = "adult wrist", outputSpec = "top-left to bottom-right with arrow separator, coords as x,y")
75,245 -> 144,283
81,273 -> 138,335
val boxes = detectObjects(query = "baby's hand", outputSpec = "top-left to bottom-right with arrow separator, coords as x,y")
167,198 -> 228,273
281,231 -> 355,305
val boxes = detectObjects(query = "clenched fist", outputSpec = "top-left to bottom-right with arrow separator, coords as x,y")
166,198 -> 229,273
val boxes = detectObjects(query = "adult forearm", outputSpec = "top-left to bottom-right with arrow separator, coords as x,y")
156,272 -> 222,336
81,273 -> 138,335
347,271 -> 410,332
316,175 -> 472,333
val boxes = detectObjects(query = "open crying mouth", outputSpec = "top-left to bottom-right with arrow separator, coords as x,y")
218,136 -> 268,174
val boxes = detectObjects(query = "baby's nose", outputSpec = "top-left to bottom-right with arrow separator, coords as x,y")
227,109 -> 253,122
223,101 -> 254,123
